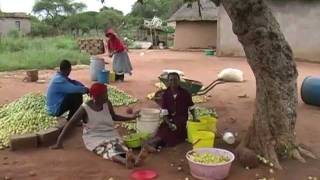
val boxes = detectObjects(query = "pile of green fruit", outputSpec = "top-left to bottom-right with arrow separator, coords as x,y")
0,94 -> 58,149
108,86 -> 138,106
120,121 -> 136,131
195,107 -> 218,118
189,152 -> 230,165
192,95 -> 208,104
123,132 -> 150,141
189,107 -> 218,120
84,85 -> 138,107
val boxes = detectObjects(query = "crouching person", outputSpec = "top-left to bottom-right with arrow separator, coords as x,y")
46,60 -> 89,121
51,83 -> 153,168
145,72 -> 197,149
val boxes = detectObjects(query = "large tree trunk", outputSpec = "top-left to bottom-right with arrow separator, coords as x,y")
219,0 -> 317,168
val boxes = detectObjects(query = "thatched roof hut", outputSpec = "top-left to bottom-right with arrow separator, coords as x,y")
168,0 -> 218,50
168,0 -> 218,22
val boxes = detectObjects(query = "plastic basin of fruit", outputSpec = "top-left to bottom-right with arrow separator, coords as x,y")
186,148 -> 235,180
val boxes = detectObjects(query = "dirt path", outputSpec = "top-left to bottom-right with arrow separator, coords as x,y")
0,50 -> 319,180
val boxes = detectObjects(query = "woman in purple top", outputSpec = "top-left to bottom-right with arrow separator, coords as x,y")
147,72 -> 197,148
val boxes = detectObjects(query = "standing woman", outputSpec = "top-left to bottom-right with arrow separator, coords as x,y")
105,28 -> 133,82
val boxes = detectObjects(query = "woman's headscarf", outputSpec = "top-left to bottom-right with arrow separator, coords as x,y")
90,83 -> 107,100
105,28 -> 126,52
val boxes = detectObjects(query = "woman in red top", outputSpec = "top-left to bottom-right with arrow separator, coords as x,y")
105,29 -> 133,82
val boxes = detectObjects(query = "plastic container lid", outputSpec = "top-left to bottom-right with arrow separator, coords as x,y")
130,169 -> 157,180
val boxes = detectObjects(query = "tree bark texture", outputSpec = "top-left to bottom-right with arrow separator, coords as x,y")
219,0 -> 316,168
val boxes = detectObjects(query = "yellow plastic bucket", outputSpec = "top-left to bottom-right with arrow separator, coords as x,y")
199,116 -> 217,133
191,131 -> 215,149
109,71 -> 116,82
187,116 -> 217,143
187,121 -> 207,143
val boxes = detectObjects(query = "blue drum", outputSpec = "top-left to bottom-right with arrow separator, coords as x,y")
301,76 -> 320,106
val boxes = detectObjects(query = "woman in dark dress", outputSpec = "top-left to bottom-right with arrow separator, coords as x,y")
147,72 -> 197,148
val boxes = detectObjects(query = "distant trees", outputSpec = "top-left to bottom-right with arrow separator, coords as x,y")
31,0 -> 122,36
130,0 -> 184,19
30,0 -> 184,37
32,0 -> 86,33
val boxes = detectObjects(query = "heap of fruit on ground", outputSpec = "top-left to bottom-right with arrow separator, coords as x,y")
0,86 -> 138,149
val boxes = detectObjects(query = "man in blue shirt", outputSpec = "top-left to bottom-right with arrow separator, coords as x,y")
47,60 -> 89,120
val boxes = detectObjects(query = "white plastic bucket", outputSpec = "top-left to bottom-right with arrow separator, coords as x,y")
90,56 -> 105,81
136,108 -> 161,136
140,108 -> 160,118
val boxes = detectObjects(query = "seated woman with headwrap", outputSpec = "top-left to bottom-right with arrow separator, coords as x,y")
51,83 -> 152,169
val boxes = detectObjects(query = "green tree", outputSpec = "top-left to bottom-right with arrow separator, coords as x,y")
129,0 -> 184,19
32,0 -> 86,32
33,0 -> 86,17
120,15 -> 144,40
62,11 -> 99,36
99,6 -> 123,15
30,16 -> 55,36
97,8 -> 124,32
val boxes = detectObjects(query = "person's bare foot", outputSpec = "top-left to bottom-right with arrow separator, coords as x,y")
135,144 -> 156,166
126,151 -> 135,169
143,144 -> 157,153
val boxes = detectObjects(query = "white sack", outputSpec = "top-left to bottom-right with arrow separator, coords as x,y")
218,68 -> 244,82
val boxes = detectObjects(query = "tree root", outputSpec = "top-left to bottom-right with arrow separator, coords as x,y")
298,146 -> 318,160
292,144 -> 318,163
238,141 -> 318,170
267,146 -> 282,170
292,149 -> 306,163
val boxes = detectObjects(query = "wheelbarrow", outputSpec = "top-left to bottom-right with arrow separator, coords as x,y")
153,73 -> 226,105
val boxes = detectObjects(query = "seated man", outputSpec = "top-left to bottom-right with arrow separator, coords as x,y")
46,60 -> 89,120
146,72 -> 197,149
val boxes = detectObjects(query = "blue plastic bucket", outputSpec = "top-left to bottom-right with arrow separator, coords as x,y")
301,76 -> 320,106
90,56 -> 105,81
97,69 -> 109,84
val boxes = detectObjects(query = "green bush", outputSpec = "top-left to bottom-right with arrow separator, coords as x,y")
30,21 -> 55,37
7,30 -> 21,38
55,42 -> 68,49
163,26 -> 175,33
54,37 -> 79,50
8,42 -> 26,52
0,37 -> 28,52
0,36 -> 89,71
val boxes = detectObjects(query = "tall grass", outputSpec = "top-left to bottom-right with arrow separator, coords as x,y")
0,36 -> 90,71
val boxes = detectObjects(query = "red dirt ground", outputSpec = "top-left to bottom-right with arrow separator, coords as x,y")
0,50 -> 319,180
